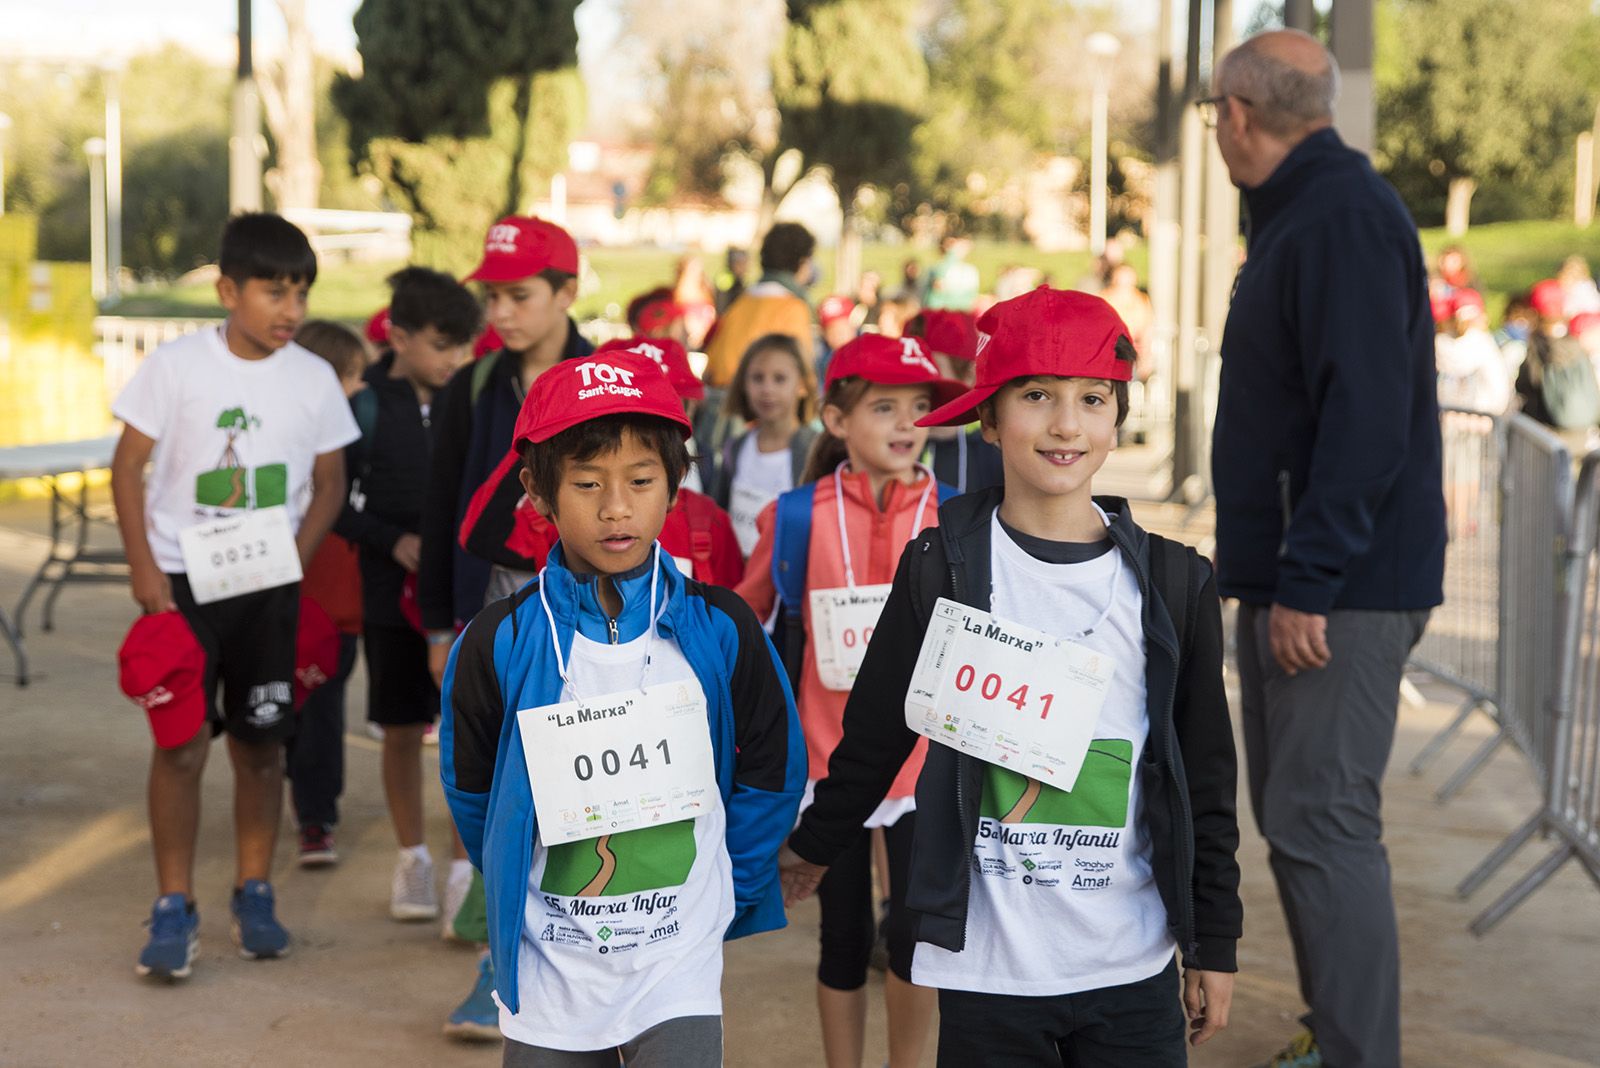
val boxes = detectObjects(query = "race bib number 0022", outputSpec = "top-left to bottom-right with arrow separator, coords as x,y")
905,598 -> 1115,792
177,505 -> 302,605
516,680 -> 719,844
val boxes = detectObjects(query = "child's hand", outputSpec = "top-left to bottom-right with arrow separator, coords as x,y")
427,635 -> 453,689
1183,967 -> 1233,1046
130,564 -> 175,615
392,533 -> 422,573
778,845 -> 826,907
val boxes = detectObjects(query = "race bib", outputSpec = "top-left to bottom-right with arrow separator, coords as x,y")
808,583 -> 892,691
177,505 -> 302,605
729,482 -> 776,557
517,679 -> 719,844
905,598 -> 1115,791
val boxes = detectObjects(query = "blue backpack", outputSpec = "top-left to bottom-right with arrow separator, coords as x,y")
769,479 -> 960,690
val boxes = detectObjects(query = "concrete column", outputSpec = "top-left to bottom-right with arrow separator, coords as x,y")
1149,0 -> 1181,454
230,0 -> 263,213
1285,0 -> 1315,32
1197,0 -> 1239,494
1330,0 -> 1375,155
1171,0 -> 1206,492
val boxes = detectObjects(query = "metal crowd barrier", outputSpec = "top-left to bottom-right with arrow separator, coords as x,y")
1459,450 -> 1600,934
1409,412 -> 1574,801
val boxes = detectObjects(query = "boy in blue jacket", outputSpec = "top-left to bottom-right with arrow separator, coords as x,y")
441,349 -> 805,1063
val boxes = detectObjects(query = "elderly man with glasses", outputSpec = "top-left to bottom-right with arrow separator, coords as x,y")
1206,29 -> 1446,1068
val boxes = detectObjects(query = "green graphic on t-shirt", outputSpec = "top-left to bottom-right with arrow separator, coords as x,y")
541,820 -> 697,897
979,739 -> 1134,827
194,407 -> 284,508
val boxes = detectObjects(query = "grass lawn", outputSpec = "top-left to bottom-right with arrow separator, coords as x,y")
103,219 -> 1595,327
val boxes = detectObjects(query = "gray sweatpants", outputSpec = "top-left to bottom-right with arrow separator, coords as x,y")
501,1016 -> 723,1068
1236,606 -> 1428,1068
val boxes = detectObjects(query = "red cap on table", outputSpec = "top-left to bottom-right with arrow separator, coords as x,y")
119,612 -> 208,749
294,597 -> 341,710
823,334 -> 968,409
919,288 -> 1133,427
596,336 -> 705,401
514,351 -> 693,448
466,217 -> 580,283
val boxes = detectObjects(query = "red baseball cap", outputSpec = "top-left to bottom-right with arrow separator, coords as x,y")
1571,311 -> 1600,337
118,612 -> 208,749
514,351 -> 693,448
636,296 -> 685,335
466,216 -> 580,283
818,295 -> 857,327
365,307 -> 391,344
1530,279 -> 1566,320
294,597 -> 341,711
474,324 -> 503,357
597,336 -> 705,401
911,309 -> 979,362
919,288 -> 1133,427
824,334 -> 968,408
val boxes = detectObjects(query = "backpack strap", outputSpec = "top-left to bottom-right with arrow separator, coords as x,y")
935,481 -> 961,505
1147,533 -> 1200,662
684,493 -> 715,568
770,482 -> 819,689
351,387 -> 379,443
469,350 -> 503,408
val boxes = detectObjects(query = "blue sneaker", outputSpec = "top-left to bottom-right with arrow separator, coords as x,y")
136,893 -> 199,980
1255,1031 -> 1322,1068
442,953 -> 501,1042
230,880 -> 290,960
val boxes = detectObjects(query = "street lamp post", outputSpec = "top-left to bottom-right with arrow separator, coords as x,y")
1086,32 -> 1122,257
86,138 -> 107,301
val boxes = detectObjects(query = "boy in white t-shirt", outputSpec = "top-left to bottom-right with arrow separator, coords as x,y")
440,351 -> 804,1064
782,288 -> 1241,1064
110,213 -> 360,980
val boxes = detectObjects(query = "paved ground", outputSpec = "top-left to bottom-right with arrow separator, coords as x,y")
2,491 -> 1598,1066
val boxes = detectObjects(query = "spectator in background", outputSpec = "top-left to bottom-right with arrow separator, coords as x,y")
896,257 -> 922,300
673,254 -> 717,348
702,222 -> 817,389
1099,263 -> 1155,380
1434,244 -> 1478,292
855,269 -> 883,328
1496,291 -> 1536,380
1568,310 -> 1600,374
875,290 -> 921,339
815,295 -> 859,381
1516,279 -> 1600,447
993,263 -> 1041,302
715,247 -> 750,315
922,235 -> 980,311
1435,289 -> 1512,415
1558,254 -> 1600,318
626,286 -> 690,348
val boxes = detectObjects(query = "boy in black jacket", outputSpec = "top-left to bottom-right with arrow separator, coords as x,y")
339,267 -> 481,924
782,288 -> 1241,1065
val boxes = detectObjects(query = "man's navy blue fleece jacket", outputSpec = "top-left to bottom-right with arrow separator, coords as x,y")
1211,127 -> 1445,614
439,546 -> 805,1014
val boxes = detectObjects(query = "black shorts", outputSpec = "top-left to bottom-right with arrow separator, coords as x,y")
363,624 -> 440,726
169,573 -> 299,745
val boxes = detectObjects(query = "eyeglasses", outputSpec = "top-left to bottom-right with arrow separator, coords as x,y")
1195,94 -> 1252,129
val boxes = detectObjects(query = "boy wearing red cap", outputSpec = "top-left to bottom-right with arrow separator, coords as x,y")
418,216 -> 595,690
782,288 -> 1241,1063
439,351 -> 804,1063
906,309 -> 1005,494
109,213 -> 361,978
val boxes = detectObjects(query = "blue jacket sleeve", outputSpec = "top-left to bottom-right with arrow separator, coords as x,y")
438,605 -> 510,870
1277,209 -> 1426,614
704,586 -> 806,940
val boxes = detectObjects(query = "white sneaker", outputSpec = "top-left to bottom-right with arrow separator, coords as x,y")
390,850 -> 440,922
441,861 -> 474,942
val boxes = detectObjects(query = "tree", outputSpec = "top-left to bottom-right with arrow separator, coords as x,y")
259,0 -> 321,212
335,0 -> 584,268
1374,0 -> 1600,232
774,0 -> 927,289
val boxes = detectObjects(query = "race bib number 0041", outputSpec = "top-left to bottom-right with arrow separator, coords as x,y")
809,583 -> 892,691
905,598 -> 1115,792
517,680 -> 719,844
177,505 -> 302,605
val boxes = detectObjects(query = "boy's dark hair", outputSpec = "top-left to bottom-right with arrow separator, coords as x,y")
295,320 -> 372,380
521,414 -> 690,512
540,268 -> 579,294
978,335 -> 1139,429
759,223 -> 816,275
387,266 -> 485,345
218,212 -> 318,286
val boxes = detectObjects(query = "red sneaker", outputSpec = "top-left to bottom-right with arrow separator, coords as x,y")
298,825 -> 338,868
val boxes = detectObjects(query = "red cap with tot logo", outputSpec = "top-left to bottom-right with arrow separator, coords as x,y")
118,611 -> 208,749
466,216 -> 580,283
918,288 -> 1133,427
514,351 -> 693,448
823,334 -> 968,408
595,336 -> 705,401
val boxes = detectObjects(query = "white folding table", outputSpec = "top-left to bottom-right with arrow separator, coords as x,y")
0,434 -> 125,686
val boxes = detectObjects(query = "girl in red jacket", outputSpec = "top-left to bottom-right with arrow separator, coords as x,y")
737,335 -> 964,1068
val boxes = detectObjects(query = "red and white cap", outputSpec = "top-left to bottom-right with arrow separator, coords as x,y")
919,288 -> 1133,427
294,597 -> 341,711
466,216 -> 580,283
596,336 -> 705,401
118,612 -> 208,749
911,309 -> 979,362
514,351 -> 693,448
824,334 -> 968,408
365,307 -> 391,344
818,295 -> 857,327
